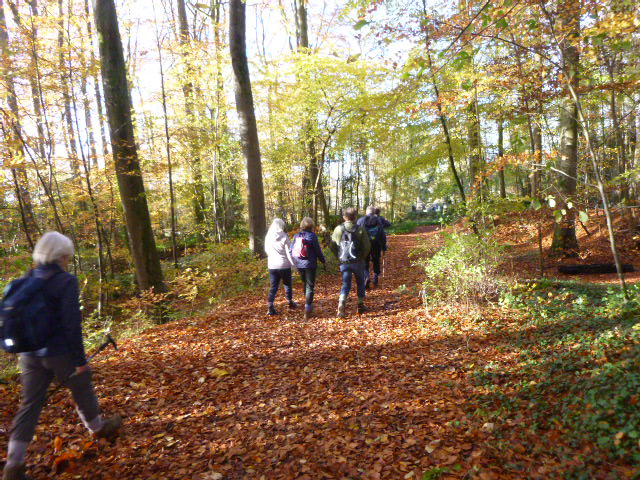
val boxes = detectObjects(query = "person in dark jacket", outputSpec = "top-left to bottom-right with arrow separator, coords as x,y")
357,206 -> 392,288
374,207 -> 391,251
3,232 -> 121,480
290,217 -> 326,320
331,208 -> 371,317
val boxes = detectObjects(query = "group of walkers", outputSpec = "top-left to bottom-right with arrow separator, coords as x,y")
1,207 -> 391,479
264,206 -> 391,319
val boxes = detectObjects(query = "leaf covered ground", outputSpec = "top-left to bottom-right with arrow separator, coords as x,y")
1,228 -> 639,479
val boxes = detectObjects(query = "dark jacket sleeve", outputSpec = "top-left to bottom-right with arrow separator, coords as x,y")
60,276 -> 87,367
380,216 -> 391,229
359,226 -> 371,260
312,234 -> 326,264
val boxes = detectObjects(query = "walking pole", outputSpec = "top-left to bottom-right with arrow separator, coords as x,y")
382,252 -> 386,277
45,334 -> 118,401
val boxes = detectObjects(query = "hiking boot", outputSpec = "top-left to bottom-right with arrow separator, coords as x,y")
95,414 -> 122,440
337,301 -> 346,318
304,305 -> 313,320
2,465 -> 30,480
372,274 -> 379,287
288,301 -> 298,310
357,303 -> 368,314
267,305 -> 278,316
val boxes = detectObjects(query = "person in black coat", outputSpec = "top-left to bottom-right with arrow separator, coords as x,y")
357,207 -> 392,287
3,232 -> 121,480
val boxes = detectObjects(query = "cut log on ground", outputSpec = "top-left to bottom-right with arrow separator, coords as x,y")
558,263 -> 635,274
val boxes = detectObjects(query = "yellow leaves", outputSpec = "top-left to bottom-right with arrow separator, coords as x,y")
209,367 -> 230,378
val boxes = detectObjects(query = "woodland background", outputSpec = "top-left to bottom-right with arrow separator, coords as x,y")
1,1 -> 640,478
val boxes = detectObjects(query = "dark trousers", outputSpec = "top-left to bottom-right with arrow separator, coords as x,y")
298,268 -> 317,306
268,268 -> 293,303
340,262 -> 366,299
10,354 -> 100,443
366,243 -> 383,278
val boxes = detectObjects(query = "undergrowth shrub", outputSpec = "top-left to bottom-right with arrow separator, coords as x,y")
488,280 -> 640,465
415,232 -> 507,314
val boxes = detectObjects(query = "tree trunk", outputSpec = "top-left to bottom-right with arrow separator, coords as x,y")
78,2 -> 98,169
154,1 -> 178,268
58,0 -> 80,178
551,0 -> 580,255
532,117 -> 543,198
229,0 -> 266,256
94,0 -> 165,291
85,0 -> 110,163
421,1 -> 466,206
497,120 -> 506,198
467,100 -> 483,199
0,0 -> 39,241
177,0 -> 206,227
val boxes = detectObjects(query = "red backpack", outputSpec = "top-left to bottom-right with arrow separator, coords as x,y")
292,234 -> 310,259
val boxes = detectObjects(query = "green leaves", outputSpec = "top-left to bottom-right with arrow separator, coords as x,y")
495,17 -> 508,29
452,51 -> 472,71
579,211 -> 589,224
353,20 -> 370,31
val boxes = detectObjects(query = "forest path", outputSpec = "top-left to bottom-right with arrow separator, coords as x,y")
1,227 -> 502,480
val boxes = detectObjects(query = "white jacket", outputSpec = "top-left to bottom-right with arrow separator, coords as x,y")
265,231 -> 294,270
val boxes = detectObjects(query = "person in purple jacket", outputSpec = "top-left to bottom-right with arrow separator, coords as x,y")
290,217 -> 326,320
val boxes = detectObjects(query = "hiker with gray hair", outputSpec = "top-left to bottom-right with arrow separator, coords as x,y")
264,219 -> 297,315
3,232 -> 121,480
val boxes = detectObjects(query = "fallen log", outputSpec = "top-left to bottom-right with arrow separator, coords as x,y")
558,263 -> 635,274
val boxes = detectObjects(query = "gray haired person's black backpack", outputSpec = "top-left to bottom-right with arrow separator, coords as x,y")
0,272 -> 59,353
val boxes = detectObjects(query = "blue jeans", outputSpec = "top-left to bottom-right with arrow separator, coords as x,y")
340,262 -> 366,299
298,268 -> 317,307
268,269 -> 293,303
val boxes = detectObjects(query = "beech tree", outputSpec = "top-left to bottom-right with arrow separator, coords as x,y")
94,0 -> 165,291
550,0 -> 580,255
229,0 -> 266,256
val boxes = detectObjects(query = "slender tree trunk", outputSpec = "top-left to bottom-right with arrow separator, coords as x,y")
0,0 -> 38,240
85,0 -> 110,163
389,175 -> 397,222
532,117 -> 543,198
497,120 -> 506,198
70,78 -> 107,311
177,0 -> 206,226
154,1 -> 178,268
550,0 -> 580,255
229,0 -> 266,255
94,0 -> 165,291
467,100 -> 483,199
79,18 -> 98,169
210,0 -> 224,242
420,16 -> 466,204
58,0 -> 80,177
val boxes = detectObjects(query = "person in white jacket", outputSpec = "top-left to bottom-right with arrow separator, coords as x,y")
264,218 -> 297,315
